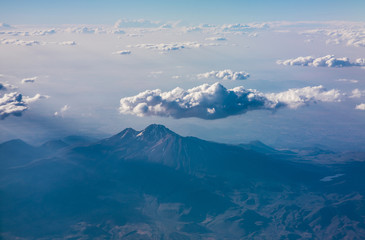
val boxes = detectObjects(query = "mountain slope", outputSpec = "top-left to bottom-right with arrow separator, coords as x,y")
1,124 -> 365,239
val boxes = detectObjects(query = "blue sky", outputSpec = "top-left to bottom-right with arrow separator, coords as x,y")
1,0 -> 365,24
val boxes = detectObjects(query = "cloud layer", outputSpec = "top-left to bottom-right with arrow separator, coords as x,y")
277,55 -> 365,67
119,82 -> 341,120
132,42 -> 204,51
197,69 -> 250,81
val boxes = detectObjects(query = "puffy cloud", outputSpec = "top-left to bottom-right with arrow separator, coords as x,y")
355,103 -> 365,110
31,29 -> 56,36
54,104 -> 70,117
0,38 -> 41,46
350,89 -> 365,98
21,76 -> 37,84
0,92 -> 27,119
197,69 -> 250,81
119,82 -> 341,120
0,91 -> 47,120
183,26 -> 202,33
277,55 -> 365,67
114,19 -> 162,28
65,27 -> 96,34
265,85 -> 341,109
112,50 -> 131,55
23,94 -> 49,104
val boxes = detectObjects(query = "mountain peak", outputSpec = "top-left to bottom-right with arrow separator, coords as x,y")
137,124 -> 176,139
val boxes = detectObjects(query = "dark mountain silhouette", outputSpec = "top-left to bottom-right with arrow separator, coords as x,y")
1,124 -> 365,239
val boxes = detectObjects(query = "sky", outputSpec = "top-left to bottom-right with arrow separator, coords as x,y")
1,0 -> 365,24
1,1 -> 365,151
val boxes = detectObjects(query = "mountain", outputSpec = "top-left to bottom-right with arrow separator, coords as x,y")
1,124 -> 365,239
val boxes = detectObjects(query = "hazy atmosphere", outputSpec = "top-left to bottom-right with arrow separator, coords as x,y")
1,1 -> 365,239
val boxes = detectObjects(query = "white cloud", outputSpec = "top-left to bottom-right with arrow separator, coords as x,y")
197,69 -> 250,81
112,50 -> 131,55
54,104 -> 70,117
183,26 -> 202,33
0,92 -> 27,119
59,41 -> 77,46
23,94 -> 49,104
65,26 -> 96,34
119,82 -> 341,119
0,38 -> 41,46
265,85 -> 341,109
301,27 -> 365,48
350,89 -> 365,98
31,29 -> 56,36
355,103 -> 365,110
277,55 -> 365,67
337,78 -> 358,83
0,92 -> 47,120
205,36 -> 227,41
21,76 -> 38,84
221,23 -> 269,32
132,42 -> 204,51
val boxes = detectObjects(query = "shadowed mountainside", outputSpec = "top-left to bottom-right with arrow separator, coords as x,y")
1,124 -> 365,239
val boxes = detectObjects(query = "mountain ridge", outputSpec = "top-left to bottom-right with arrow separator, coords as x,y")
1,124 -> 365,239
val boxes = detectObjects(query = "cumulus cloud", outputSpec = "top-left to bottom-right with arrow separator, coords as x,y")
54,104 -> 70,117
112,50 -> 131,55
119,82 -> 341,120
0,92 -> 27,119
197,69 -> 250,81
65,27 -> 96,34
350,89 -> 365,98
31,29 -> 56,36
0,38 -> 41,46
21,76 -> 38,84
355,103 -> 365,110
277,55 -> 365,67
0,92 -> 47,120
